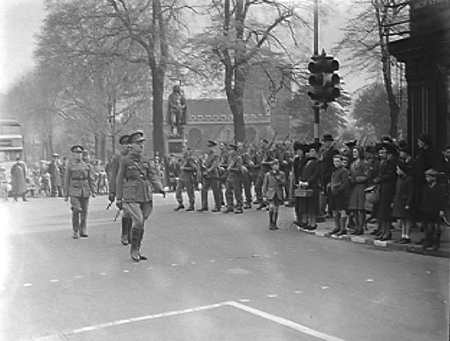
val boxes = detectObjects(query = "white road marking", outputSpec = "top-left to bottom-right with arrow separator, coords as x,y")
123,270 -> 129,273
267,294 -> 278,298
75,275 -> 83,279
29,300 -> 347,341
226,301 -> 348,341
49,279 -> 59,283
366,278 -> 374,282
23,283 -> 32,287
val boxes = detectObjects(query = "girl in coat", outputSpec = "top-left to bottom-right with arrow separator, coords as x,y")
262,159 -> 286,230
392,162 -> 414,244
329,154 -> 350,236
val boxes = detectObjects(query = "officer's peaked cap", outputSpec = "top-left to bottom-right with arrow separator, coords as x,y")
129,131 -> 145,143
119,134 -> 130,145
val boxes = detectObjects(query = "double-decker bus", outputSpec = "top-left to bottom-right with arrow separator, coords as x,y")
0,119 -> 24,172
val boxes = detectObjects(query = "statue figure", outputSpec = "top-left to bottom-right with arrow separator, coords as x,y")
167,85 -> 187,137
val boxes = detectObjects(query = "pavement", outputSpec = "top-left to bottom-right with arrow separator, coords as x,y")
281,214 -> 450,259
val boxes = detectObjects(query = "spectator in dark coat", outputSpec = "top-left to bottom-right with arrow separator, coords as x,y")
374,143 -> 398,241
11,157 -> 28,202
291,142 -> 309,228
392,162 -> 414,244
421,169 -> 446,251
298,142 -> 322,230
414,133 -> 433,226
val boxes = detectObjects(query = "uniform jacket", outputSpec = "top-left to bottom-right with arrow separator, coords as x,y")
226,152 -> 243,180
64,160 -> 96,198
116,151 -> 162,203
179,156 -> 196,182
262,170 -> 287,200
108,151 -> 128,195
203,149 -> 220,179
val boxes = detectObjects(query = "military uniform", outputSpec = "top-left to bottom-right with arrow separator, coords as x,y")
199,141 -> 221,212
65,146 -> 96,239
109,134 -> 133,245
174,152 -> 196,211
241,151 -> 254,209
116,132 -> 164,261
224,145 -> 244,214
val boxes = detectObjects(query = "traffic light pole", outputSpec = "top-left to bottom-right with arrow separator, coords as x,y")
313,0 -> 320,143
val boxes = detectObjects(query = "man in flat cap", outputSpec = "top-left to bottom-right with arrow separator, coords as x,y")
108,134 -> 134,245
116,131 -> 165,262
48,153 -> 63,197
64,145 -> 97,239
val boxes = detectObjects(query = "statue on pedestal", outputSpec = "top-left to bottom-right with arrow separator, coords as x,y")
167,85 -> 187,137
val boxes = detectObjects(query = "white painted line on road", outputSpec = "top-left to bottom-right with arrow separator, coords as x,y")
23,283 -> 32,287
267,294 -> 278,298
225,301 -> 348,341
64,302 -> 227,336
49,279 -> 59,283
366,279 -> 373,282
238,299 -> 251,302
123,270 -> 129,273
100,273 -> 107,276
191,261 -> 196,265
75,275 -> 83,279
294,290 -> 302,294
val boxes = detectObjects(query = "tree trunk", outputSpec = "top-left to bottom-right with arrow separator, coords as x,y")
152,67 -> 165,157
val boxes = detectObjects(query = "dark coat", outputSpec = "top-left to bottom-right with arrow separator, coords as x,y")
11,162 -> 27,194
392,175 -> 414,219
299,157 -> 321,214
421,183 -> 446,217
376,156 -> 398,221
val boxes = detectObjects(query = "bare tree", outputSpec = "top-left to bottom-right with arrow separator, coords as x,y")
336,0 -> 409,138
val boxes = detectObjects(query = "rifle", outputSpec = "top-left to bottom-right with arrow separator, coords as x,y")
106,201 -> 112,210
113,209 -> 121,222
267,131 -> 278,149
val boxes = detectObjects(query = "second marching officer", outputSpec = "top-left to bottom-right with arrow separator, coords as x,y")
116,131 -> 165,262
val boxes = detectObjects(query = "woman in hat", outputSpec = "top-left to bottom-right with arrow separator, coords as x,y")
347,146 -> 370,235
298,142 -> 322,230
392,162 -> 414,244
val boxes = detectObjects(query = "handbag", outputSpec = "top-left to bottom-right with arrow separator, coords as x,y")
365,185 -> 379,204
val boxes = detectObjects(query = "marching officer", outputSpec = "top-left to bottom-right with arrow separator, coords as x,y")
174,147 -> 196,211
108,134 -> 133,245
64,145 -> 96,239
224,143 -> 244,214
198,140 -> 221,212
116,131 -> 165,262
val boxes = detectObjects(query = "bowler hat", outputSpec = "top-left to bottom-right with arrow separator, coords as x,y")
322,134 -> 334,142
71,145 -> 84,153
308,142 -> 322,151
129,131 -> 145,144
119,134 -> 130,145
345,140 -> 357,149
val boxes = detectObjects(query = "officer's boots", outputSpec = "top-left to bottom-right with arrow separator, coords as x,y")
121,217 -> 131,245
432,231 -> 441,252
268,211 -> 274,229
138,229 -> 147,260
272,212 -> 279,230
130,228 -> 141,262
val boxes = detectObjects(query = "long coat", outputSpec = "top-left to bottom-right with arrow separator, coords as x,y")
392,175 -> 414,219
11,162 -> 27,195
376,156 -> 398,221
299,157 -> 321,214
262,170 -> 286,201
348,159 -> 370,211
48,161 -> 62,187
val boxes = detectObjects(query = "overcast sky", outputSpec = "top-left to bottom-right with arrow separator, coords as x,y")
0,0 -> 364,95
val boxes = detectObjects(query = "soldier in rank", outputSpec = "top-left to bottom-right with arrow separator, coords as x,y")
224,143 -> 244,214
173,147 -> 196,211
64,145 -> 97,239
108,134 -> 133,245
197,140 -> 222,212
116,131 -> 165,262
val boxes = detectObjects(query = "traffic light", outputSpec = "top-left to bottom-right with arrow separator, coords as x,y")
307,52 -> 340,103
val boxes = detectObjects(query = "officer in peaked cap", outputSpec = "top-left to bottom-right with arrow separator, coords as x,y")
116,129 -> 165,261
65,144 -> 96,239
109,134 -> 133,246
198,139 -> 221,212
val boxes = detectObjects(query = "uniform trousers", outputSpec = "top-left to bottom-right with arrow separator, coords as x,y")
176,178 -> 195,207
201,177 -> 221,210
225,174 -> 243,209
70,196 -> 89,234
123,201 -> 153,232
242,170 -> 253,204
254,171 -> 265,202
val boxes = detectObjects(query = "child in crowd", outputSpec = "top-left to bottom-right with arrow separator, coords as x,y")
41,171 -> 51,197
328,154 -> 350,236
421,168 -> 446,251
262,159 -> 286,230
392,162 -> 414,244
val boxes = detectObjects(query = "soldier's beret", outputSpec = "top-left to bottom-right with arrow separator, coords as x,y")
207,140 -> 217,147
129,131 -> 145,144
119,134 -> 130,145
71,145 -> 84,153
261,138 -> 269,143
228,143 -> 238,150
